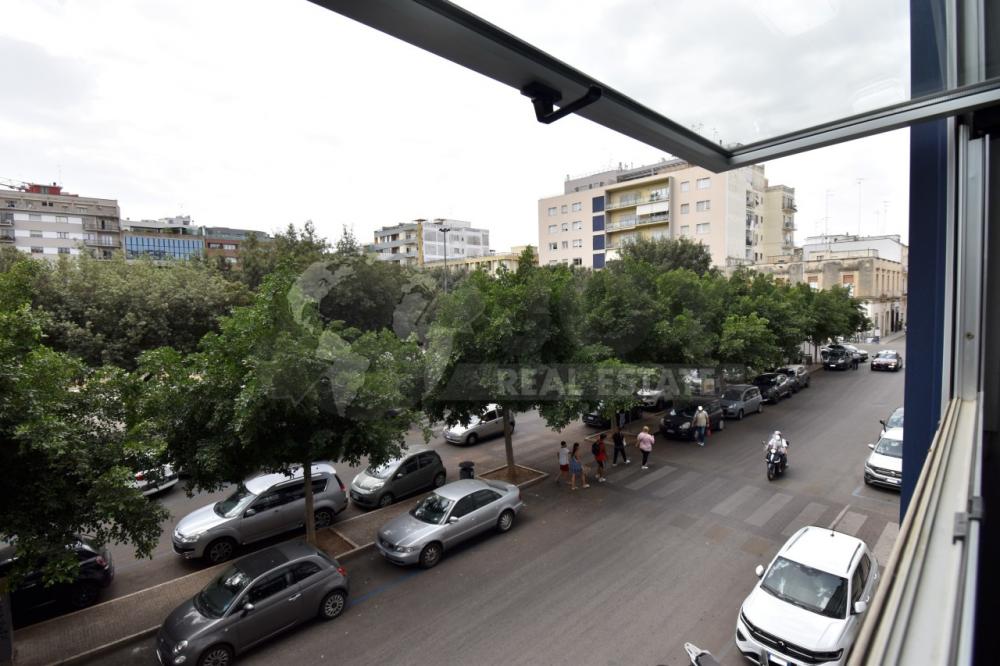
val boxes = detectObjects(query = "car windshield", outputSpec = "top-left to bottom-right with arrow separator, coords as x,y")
875,436 -> 903,458
195,565 -> 252,618
409,493 -> 454,524
876,351 -> 897,359
753,376 -> 775,385
723,389 -> 743,401
886,409 -> 905,429
761,556 -> 848,619
366,460 -> 400,480
214,485 -> 256,518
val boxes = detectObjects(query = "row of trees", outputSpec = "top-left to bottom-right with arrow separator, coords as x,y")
0,231 -> 867,597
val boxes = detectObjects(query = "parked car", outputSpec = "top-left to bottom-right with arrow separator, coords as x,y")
880,406 -> 904,432
443,404 -> 514,445
736,526 -> 879,666
659,397 -> 725,439
824,347 -> 857,371
751,373 -> 793,402
172,463 -> 348,564
775,364 -> 811,392
582,402 -> 643,428
375,479 -> 524,569
157,542 -> 349,666
635,387 -> 672,411
871,349 -> 903,372
131,463 -> 180,497
720,385 -> 763,420
864,427 -> 904,490
845,344 -> 868,362
0,536 -> 114,618
349,447 -> 446,509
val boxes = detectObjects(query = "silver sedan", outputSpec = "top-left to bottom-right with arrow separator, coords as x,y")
376,479 -> 524,568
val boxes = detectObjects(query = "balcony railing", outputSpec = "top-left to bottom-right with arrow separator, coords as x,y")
637,212 -> 669,226
85,237 -> 120,247
604,192 -> 669,210
0,230 -> 14,242
83,219 -> 121,232
606,216 -> 637,231
782,200 -> 798,212
0,213 -> 13,226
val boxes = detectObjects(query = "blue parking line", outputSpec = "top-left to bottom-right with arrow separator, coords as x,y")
347,570 -> 422,607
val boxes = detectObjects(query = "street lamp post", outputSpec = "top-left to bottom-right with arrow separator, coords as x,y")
441,226 -> 451,292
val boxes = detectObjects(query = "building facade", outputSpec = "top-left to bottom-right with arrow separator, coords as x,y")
2,182 -> 121,260
761,185 -> 797,261
536,159 -> 795,269
202,226 -> 269,268
422,245 -> 536,275
122,215 -> 204,261
373,218 -> 491,267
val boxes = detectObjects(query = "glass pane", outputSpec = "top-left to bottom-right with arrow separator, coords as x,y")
456,0 -> 929,147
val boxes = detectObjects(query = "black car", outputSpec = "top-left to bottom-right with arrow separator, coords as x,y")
775,365 -> 810,392
0,536 -> 114,619
659,397 -> 725,439
751,373 -> 793,403
824,347 -> 857,371
582,403 -> 643,428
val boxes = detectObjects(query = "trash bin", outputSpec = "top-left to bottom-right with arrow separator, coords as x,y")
459,461 -> 475,480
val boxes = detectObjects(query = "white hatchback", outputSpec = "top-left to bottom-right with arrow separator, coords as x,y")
736,526 -> 879,666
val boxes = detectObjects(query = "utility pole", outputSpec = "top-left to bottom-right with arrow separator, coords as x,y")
856,178 -> 865,236
441,226 -> 451,292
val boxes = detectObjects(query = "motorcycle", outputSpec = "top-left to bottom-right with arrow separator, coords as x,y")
764,440 -> 788,481
684,643 -> 720,666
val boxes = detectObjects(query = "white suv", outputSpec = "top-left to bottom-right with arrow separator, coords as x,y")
735,526 -> 879,666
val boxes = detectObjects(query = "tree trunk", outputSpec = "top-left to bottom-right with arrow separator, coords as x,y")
0,580 -> 13,666
303,460 -> 317,547
501,406 -> 516,481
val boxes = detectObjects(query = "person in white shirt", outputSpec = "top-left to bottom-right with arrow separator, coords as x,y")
557,441 -> 570,486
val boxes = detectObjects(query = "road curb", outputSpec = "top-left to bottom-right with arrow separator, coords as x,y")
50,626 -> 158,666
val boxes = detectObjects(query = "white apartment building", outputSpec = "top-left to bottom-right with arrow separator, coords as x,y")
537,159 -> 796,269
373,218 -> 490,266
1,182 -> 121,260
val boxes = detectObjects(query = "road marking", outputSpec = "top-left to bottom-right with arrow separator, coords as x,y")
625,464 -> 678,490
745,492 -> 794,527
828,504 -> 852,530
873,521 -> 900,565
782,501 -> 829,536
835,511 -> 869,536
652,470 -> 701,498
851,484 -> 901,505
711,485 -> 759,517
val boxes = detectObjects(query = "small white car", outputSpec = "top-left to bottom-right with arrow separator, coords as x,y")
131,463 -> 179,497
864,426 -> 903,489
736,526 -> 879,666
443,404 -> 514,445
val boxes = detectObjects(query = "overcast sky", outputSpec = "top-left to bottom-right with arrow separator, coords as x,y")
1,0 -> 910,252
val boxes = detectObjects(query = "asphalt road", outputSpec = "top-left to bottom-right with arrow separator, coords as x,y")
96,339 -> 905,665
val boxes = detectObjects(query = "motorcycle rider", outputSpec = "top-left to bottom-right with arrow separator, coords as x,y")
764,430 -> 789,471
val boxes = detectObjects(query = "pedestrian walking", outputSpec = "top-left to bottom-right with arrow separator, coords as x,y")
692,405 -> 709,447
612,428 -> 630,466
636,426 -> 654,469
569,442 -> 589,489
557,441 -> 570,485
592,433 -> 608,482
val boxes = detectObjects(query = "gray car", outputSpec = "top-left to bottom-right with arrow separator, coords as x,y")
172,463 -> 348,564
349,447 -> 447,509
156,541 -> 348,666
376,479 -> 524,569
720,384 -> 764,420
443,404 -> 515,445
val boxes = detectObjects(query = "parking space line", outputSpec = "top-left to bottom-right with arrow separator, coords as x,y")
745,493 -> 794,527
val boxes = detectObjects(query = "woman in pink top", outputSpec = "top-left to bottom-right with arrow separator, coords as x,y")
636,425 -> 654,469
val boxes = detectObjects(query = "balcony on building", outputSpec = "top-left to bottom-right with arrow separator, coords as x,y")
83,218 -> 121,232
85,236 -> 119,247
0,229 -> 14,243
604,187 -> 669,211
782,198 -> 797,212
0,212 -> 13,226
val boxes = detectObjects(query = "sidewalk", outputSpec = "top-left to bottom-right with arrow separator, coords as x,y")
13,466 -> 546,666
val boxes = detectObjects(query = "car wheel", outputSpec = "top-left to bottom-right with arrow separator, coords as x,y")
205,538 -> 236,564
377,493 -> 394,508
737,409 -> 744,421
419,542 -> 443,569
497,509 -> 516,533
318,589 -> 347,621
433,471 -> 446,488
314,508 -> 335,528
66,581 -> 100,609
465,433 -> 479,446
198,644 -> 234,666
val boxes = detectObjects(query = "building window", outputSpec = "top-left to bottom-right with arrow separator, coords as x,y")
680,181 -> 690,192
571,202 -> 582,212
572,220 -> 583,230
572,257 -> 583,266
680,203 -> 690,214
680,225 -> 690,235
55,216 -> 67,223
29,213 -> 41,221
592,196 -> 605,213
561,204 -> 568,214
592,214 -> 605,231
547,207 -> 557,216
77,206 -> 87,213
572,239 -> 583,248
30,247 -> 43,254
696,223 -> 710,234
548,224 -> 558,234
58,247 -> 70,255
222,243 -> 237,250
4,200 -> 14,208
593,253 -> 605,269
548,259 -> 558,266
561,240 -> 569,249
548,242 -> 558,251
57,232 -> 69,239
697,178 -> 711,190
593,235 -> 605,251
561,222 -> 569,232
807,276 -> 819,290
696,200 -> 711,212
30,230 -> 43,238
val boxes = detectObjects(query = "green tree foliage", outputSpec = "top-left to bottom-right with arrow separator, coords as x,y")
136,270 -> 422,545
717,313 -> 783,371
238,221 -> 330,290
22,254 -> 250,369
613,236 -> 715,276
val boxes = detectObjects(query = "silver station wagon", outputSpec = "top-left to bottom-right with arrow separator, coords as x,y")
376,479 -> 524,568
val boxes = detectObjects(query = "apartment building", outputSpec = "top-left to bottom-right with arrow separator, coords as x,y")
121,215 -> 204,261
1,182 -> 121,260
422,245 -> 536,276
754,234 -> 908,337
761,185 -> 797,261
373,218 -> 490,267
202,226 -> 269,268
537,159 -> 795,269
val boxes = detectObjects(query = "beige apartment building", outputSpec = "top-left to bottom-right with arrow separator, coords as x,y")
373,218 -> 490,267
761,185 -> 797,260
1,182 -> 121,260
423,245 -> 537,275
537,159 -> 795,269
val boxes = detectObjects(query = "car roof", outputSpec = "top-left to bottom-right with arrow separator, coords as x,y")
877,349 -> 899,355
724,384 -> 754,391
245,462 -> 337,494
880,427 -> 905,441
781,526 -> 865,576
780,364 -> 805,371
434,479 -> 491,500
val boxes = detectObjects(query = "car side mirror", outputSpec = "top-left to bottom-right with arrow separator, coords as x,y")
879,420 -> 887,430
448,516 -> 460,524
755,565 -> 765,578
244,508 -> 257,517
868,443 -> 876,450
242,602 -> 255,615
853,600 -> 868,615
